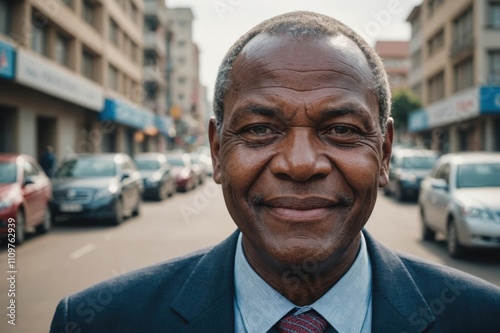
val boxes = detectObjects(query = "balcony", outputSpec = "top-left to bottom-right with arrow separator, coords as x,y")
144,65 -> 166,86
143,32 -> 166,56
143,0 -> 165,25
450,32 -> 474,59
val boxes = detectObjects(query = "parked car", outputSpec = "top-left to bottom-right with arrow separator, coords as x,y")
166,153 -> 197,192
419,152 -> 500,258
189,153 -> 206,185
385,148 -> 439,201
0,154 -> 52,244
134,153 -> 175,201
51,153 -> 142,225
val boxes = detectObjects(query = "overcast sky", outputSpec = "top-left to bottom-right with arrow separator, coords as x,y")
167,0 -> 422,100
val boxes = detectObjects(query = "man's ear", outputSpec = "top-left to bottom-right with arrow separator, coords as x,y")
208,118 -> 222,184
379,118 -> 394,188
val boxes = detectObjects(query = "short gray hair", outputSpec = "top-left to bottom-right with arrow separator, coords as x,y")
213,11 -> 391,134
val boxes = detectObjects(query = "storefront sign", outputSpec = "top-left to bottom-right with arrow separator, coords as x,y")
426,87 -> 479,127
101,98 -> 157,131
0,40 -> 15,79
480,85 -> 500,113
15,50 -> 104,111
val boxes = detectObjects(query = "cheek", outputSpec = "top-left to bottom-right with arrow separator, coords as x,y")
334,148 -> 381,191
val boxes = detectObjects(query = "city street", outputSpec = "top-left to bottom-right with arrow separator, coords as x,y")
1,180 -> 499,333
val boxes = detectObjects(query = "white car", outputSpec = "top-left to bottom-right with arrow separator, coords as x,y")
418,152 -> 500,258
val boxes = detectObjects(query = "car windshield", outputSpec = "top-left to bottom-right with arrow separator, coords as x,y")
457,163 -> 500,188
0,162 -> 16,183
402,156 -> 437,169
135,160 -> 160,171
168,157 -> 187,167
56,158 -> 117,177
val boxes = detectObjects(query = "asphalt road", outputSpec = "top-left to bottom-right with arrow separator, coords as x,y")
1,179 -> 499,332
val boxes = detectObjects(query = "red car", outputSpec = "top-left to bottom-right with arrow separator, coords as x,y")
0,154 -> 52,244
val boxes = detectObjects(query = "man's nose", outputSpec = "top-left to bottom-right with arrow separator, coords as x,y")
269,128 -> 332,182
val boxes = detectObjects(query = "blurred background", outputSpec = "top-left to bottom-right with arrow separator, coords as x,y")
0,0 -> 499,332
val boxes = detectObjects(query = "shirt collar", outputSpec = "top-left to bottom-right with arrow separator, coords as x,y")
234,232 -> 372,333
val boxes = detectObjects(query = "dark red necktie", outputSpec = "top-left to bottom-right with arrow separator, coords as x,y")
276,310 -> 328,333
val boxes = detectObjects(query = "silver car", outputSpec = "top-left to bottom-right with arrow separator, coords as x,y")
418,152 -> 500,258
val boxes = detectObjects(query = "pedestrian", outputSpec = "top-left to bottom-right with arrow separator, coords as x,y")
39,145 -> 56,177
50,11 -> 500,333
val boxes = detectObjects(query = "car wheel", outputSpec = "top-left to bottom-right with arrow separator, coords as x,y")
111,199 -> 124,225
447,218 -> 465,258
15,209 -> 26,245
36,206 -> 52,234
395,183 -> 406,202
420,207 -> 435,241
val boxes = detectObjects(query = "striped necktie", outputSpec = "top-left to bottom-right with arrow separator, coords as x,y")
276,310 -> 328,333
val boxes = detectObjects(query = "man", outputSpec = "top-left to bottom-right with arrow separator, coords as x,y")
50,11 -> 500,333
40,145 -> 57,177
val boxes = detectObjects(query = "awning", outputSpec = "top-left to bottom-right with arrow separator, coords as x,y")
100,98 -> 156,131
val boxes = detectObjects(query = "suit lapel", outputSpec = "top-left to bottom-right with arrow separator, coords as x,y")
364,231 -> 434,333
172,230 -> 240,333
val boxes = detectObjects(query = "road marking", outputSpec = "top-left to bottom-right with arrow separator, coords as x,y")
70,243 -> 96,260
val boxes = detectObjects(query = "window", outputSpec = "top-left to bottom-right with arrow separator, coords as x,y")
130,2 -> 138,23
55,34 -> 69,67
488,2 -> 500,28
178,20 -> 186,27
178,77 -> 186,84
82,0 -> 94,25
411,18 -> 421,37
427,29 -> 444,57
411,49 -> 422,69
489,51 -> 500,83
108,65 -> 118,90
177,40 -> 186,47
131,42 -> 138,63
178,93 -> 185,101
435,163 -> 450,183
178,57 -> 186,65
82,49 -> 94,80
31,12 -> 48,56
123,35 -> 130,57
428,71 -> 445,103
451,7 -> 473,57
428,0 -> 444,17
411,83 -> 422,98
109,18 -> 119,46
454,57 -> 474,92
0,0 -> 12,35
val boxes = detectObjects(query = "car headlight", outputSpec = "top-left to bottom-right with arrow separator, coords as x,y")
0,199 -> 14,211
461,206 -> 496,221
94,184 -> 119,201
176,169 -> 190,180
146,173 -> 162,185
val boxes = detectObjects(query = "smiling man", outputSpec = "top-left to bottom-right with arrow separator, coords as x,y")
51,11 -> 500,333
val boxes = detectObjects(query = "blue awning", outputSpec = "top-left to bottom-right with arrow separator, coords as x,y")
100,98 -> 156,130
0,40 -> 16,79
155,115 -> 173,135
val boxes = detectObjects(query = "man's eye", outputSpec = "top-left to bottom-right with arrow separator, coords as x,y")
329,126 -> 353,135
247,125 -> 272,135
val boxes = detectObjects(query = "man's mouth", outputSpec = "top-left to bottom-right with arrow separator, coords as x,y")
253,195 -> 352,221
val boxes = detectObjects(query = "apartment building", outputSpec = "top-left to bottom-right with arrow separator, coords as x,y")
408,0 -> 500,152
0,0 -> 169,161
374,40 -> 410,92
165,7 -> 201,150
142,0 -> 174,152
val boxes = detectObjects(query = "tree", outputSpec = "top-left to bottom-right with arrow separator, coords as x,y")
391,89 -> 421,130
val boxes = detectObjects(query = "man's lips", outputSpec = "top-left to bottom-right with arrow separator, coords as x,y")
255,196 -> 348,221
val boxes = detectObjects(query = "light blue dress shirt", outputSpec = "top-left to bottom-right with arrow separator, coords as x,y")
234,232 -> 372,333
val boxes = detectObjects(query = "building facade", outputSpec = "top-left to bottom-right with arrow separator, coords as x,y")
408,0 -> 500,153
374,40 -> 410,92
0,0 -> 170,162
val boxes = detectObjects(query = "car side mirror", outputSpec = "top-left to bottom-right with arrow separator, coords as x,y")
120,172 -> 130,181
431,178 -> 449,192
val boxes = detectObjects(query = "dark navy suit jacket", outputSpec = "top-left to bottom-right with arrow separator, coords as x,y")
50,230 -> 500,333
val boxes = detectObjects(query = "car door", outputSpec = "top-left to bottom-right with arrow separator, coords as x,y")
22,160 -> 43,226
120,158 -> 138,212
423,163 -> 444,229
428,163 -> 450,231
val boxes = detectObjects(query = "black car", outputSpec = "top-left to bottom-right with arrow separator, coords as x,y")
51,153 -> 142,225
385,148 -> 439,201
134,153 -> 176,201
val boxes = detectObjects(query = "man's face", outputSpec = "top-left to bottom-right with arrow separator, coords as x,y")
210,34 -> 392,267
